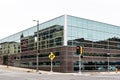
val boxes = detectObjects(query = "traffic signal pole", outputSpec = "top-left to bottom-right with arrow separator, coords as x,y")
76,46 -> 82,74
79,54 -> 82,74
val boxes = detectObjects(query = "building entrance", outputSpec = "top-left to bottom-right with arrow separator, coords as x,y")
3,55 -> 8,65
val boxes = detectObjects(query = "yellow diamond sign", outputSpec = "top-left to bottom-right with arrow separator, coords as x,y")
49,52 -> 55,61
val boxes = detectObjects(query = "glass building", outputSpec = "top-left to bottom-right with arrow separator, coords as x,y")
0,15 -> 120,72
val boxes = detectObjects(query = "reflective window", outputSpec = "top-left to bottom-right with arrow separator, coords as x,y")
0,16 -> 64,55
67,15 -> 120,50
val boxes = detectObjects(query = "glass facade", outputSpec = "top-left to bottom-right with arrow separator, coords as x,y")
0,15 -> 64,55
67,15 -> 120,49
1,15 -> 120,55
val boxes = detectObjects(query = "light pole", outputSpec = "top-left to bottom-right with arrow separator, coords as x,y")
33,20 -> 39,72
107,53 -> 110,72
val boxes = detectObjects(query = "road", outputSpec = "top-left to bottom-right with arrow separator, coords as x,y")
0,67 -> 120,80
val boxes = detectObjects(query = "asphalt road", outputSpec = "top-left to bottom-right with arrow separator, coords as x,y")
0,68 -> 120,80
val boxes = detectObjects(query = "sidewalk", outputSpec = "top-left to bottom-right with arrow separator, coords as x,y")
0,65 -> 36,72
0,65 -> 119,75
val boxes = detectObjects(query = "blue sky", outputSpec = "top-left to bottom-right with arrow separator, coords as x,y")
0,0 -> 120,39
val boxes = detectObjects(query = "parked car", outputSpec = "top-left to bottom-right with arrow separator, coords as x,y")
98,66 -> 106,71
109,66 -> 116,71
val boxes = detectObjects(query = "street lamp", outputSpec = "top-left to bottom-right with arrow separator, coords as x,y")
107,53 -> 110,72
33,20 -> 39,72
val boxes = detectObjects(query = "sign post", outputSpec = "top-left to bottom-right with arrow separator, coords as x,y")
48,52 -> 55,72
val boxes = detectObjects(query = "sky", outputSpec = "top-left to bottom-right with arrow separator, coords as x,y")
0,0 -> 120,39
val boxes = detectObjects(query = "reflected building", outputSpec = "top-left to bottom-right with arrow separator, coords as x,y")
20,35 -> 34,52
0,15 -> 120,72
0,42 -> 20,55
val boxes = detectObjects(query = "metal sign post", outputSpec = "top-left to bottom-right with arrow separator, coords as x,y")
48,52 -> 55,72
51,59 -> 53,72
